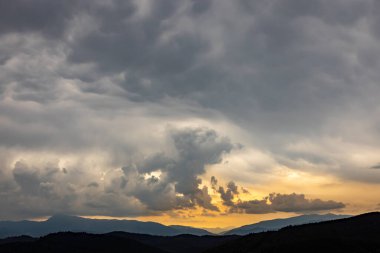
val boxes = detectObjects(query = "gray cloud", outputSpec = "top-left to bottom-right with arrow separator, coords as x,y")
214,180 -> 345,213
0,0 -> 76,37
210,176 -> 218,190
13,160 -> 60,195
1,0 -> 380,181
241,187 -> 250,194
131,127 -> 233,211
0,127 -> 232,219
87,182 -> 99,188
217,181 -> 239,207
233,193 -> 345,214
0,0 -> 380,219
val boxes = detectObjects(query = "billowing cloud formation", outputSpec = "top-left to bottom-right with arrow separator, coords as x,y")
233,193 -> 345,214
125,127 -> 233,211
0,0 -> 380,219
2,159 -> 148,219
212,178 -> 345,214
0,0 -> 379,183
217,181 -> 239,207
0,127 -> 232,219
210,176 -> 218,190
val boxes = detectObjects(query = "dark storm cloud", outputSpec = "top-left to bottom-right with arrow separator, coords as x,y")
129,127 -> 234,211
0,0 -> 75,37
217,181 -> 239,207
12,160 -> 60,195
55,0 -> 373,112
43,0 -> 380,179
1,0 -> 380,119
2,0 -> 380,143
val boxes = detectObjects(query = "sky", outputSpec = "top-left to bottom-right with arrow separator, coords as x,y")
1,0 -> 380,228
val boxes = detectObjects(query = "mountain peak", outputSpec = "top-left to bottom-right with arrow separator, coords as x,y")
47,214 -> 84,222
223,213 -> 352,235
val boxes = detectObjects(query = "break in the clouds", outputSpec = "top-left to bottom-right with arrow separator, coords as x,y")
1,0 -> 380,219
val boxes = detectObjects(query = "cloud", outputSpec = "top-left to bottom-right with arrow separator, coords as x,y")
0,127 -> 232,219
241,187 -> 250,194
0,0 -> 380,219
233,193 -> 345,214
130,127 -> 233,211
12,160 -> 62,196
87,182 -> 99,188
210,176 -> 218,190
217,181 -> 239,207
214,180 -> 345,214
0,0 -> 76,37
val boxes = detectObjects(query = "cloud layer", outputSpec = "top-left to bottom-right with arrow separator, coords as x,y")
213,179 -> 345,214
1,0 -> 379,219
234,193 -> 345,214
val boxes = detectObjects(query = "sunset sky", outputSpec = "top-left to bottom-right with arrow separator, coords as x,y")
1,0 -> 380,229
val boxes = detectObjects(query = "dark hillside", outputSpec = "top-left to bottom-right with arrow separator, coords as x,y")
108,232 -> 238,253
0,231 -> 238,253
205,212 -> 380,253
0,232 -> 168,253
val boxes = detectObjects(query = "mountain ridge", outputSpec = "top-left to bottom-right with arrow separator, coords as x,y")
0,231 -> 239,253
223,213 -> 351,235
1,213 -> 380,253
206,212 -> 380,253
0,214 -> 213,238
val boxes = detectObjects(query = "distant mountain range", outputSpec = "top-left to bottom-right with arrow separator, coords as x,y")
223,213 -> 351,235
0,214 -> 212,238
0,213 -> 351,238
1,213 -> 380,253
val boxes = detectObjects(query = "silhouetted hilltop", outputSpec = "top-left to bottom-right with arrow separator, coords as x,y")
0,236 -> 35,245
107,231 -> 238,253
206,212 -> 380,253
169,225 -> 213,236
0,231 -> 238,253
223,213 -> 351,235
2,213 -> 380,253
0,232 -> 168,253
0,214 -> 213,238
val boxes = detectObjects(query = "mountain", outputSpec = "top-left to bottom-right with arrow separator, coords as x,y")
168,225 -> 213,236
0,214 -> 212,238
0,236 -> 35,245
223,213 -> 351,235
0,231 -> 238,253
0,232 -> 169,253
201,226 -> 235,234
107,232 -> 238,253
206,212 -> 380,253
2,213 -> 380,253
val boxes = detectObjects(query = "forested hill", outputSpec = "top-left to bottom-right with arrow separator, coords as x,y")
0,231 -> 238,253
206,212 -> 380,253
